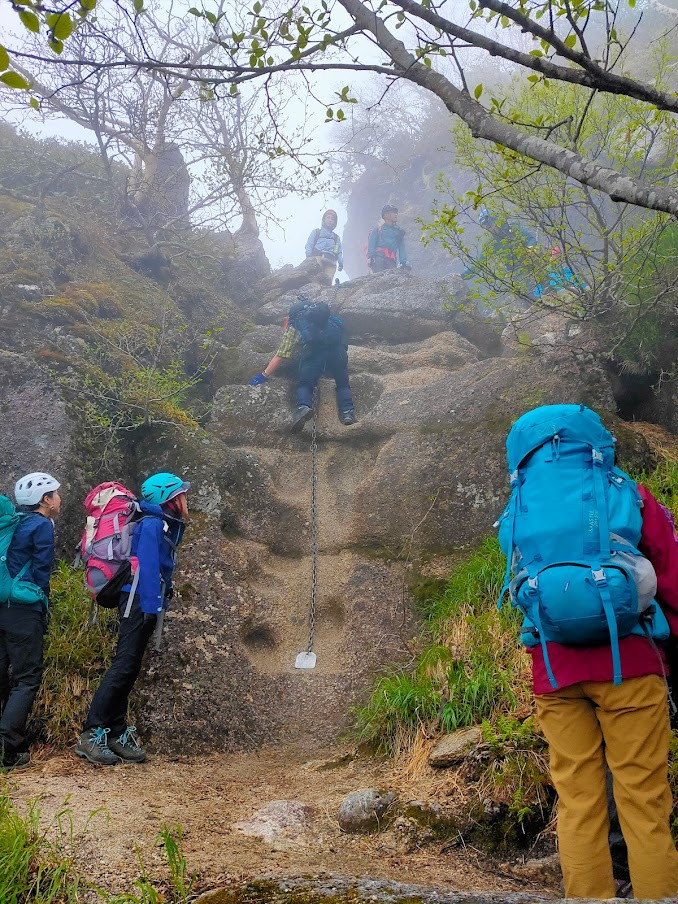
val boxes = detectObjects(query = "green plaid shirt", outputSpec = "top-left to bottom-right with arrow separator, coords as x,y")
275,325 -> 301,359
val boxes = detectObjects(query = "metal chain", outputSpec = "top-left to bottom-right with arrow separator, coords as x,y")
307,385 -> 319,653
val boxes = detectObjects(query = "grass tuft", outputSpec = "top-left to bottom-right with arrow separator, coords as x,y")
34,561 -> 117,747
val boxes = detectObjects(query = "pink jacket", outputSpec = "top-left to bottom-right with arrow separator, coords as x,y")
530,485 -> 678,695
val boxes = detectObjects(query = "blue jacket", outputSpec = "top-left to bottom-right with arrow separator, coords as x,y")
305,227 -> 343,268
367,223 -> 409,265
125,502 -> 185,614
7,510 -> 54,608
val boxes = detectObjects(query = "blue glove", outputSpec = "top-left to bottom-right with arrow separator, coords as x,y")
248,372 -> 268,386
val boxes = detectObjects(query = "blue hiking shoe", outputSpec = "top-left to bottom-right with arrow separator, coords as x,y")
339,408 -> 357,425
0,749 -> 30,771
75,727 -> 122,766
108,726 -> 147,763
290,405 -> 313,433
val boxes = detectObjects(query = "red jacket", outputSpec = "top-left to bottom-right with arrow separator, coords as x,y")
530,485 -> 678,695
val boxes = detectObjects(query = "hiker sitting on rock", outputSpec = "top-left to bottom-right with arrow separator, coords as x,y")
1,472 -> 61,771
290,301 -> 356,432
367,204 -> 410,273
76,473 -> 189,766
305,209 -> 344,284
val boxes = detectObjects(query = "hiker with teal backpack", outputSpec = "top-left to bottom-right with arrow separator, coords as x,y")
497,404 -> 678,899
75,473 -> 189,766
0,473 -> 61,770
367,204 -> 410,273
305,209 -> 344,284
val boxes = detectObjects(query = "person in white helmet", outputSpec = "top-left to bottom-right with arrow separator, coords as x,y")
0,472 -> 61,770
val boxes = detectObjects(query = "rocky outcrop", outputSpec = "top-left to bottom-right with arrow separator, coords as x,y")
135,269 -> 648,752
0,252 -> 661,754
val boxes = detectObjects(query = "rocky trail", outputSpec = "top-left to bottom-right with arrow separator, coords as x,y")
6,743 -> 558,901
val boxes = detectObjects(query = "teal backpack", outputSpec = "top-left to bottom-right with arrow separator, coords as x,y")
497,404 -> 668,689
0,495 -> 47,607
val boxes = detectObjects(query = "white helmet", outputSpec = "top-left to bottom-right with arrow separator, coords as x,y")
15,472 -> 61,507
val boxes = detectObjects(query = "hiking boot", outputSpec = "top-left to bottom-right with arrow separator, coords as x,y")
290,405 -> 313,433
339,408 -> 357,425
0,750 -> 30,771
75,727 -> 122,766
108,726 -> 147,763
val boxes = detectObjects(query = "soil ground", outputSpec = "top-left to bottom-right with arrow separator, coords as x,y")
4,743 -> 558,899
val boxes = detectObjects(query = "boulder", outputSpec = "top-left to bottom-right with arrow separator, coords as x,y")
429,727 -> 483,767
256,257 -> 327,306
337,789 -> 397,833
232,800 -> 313,843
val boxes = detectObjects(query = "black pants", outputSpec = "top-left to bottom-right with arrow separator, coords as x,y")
296,346 -> 353,411
84,595 -> 156,737
0,606 -> 45,756
371,256 -> 397,272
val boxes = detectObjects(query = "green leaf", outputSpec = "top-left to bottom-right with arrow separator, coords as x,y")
527,74 -> 539,83
29,96 -> 40,109
0,71 -> 30,90
529,48 -> 543,57
326,107 -> 333,118
474,83 -> 483,99
133,0 -> 144,12
564,34 -> 576,49
54,13 -> 73,39
19,9 -> 40,32
0,45 -> 8,71
47,12 -> 74,39
205,10 -> 217,23
80,0 -> 97,10
49,38 -> 63,54
188,6 -> 202,14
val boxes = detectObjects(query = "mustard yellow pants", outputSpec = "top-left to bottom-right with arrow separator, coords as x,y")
535,674 -> 678,899
313,255 -> 337,283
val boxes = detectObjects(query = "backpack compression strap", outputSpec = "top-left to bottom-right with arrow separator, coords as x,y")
590,447 -> 623,685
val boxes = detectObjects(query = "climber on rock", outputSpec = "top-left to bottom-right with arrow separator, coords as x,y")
305,209 -> 344,284
290,301 -> 356,432
367,205 -> 411,274
248,296 -> 313,386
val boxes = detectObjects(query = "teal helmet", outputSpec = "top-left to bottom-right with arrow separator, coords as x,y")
141,472 -> 190,505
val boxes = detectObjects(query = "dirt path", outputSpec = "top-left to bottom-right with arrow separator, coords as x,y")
5,743 -> 555,898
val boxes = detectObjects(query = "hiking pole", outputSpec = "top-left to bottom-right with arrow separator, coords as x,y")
295,386 -> 319,669
152,610 -> 165,652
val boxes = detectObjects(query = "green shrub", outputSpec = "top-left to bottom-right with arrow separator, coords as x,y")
0,794 -> 83,904
35,562 -> 117,747
0,791 -> 195,904
353,538 -> 529,754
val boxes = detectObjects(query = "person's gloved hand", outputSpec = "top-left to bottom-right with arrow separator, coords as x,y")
165,586 -> 174,601
338,264 -> 343,272
248,372 -> 268,386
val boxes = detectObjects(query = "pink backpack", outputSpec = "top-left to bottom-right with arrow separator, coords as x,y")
81,482 -> 140,609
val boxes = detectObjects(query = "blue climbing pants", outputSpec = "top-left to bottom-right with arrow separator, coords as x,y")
297,346 -> 353,412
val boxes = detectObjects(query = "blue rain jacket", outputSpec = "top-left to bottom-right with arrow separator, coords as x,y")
305,227 -> 343,268
7,511 -> 54,608
124,502 -> 186,614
